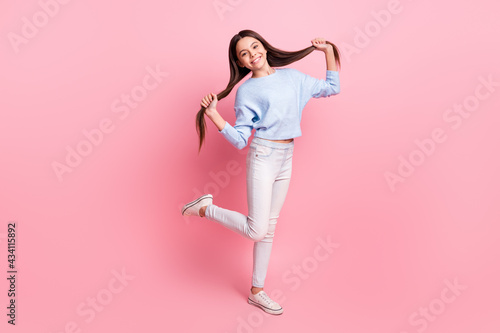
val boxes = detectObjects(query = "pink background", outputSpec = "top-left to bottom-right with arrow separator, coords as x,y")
1,0 -> 499,332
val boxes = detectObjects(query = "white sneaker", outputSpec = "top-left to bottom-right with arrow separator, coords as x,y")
181,194 -> 213,217
247,290 -> 283,315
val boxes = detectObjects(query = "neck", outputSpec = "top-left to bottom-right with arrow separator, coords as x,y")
251,64 -> 275,78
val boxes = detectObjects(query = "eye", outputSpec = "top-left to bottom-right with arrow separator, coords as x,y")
253,45 -> 258,48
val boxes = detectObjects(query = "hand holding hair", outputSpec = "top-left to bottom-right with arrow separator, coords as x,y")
311,37 -> 333,52
199,92 -> 225,132
201,92 -> 218,110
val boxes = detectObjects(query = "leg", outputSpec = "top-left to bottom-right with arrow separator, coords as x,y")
251,150 -> 293,288
203,144 -> 276,242
247,142 -> 293,315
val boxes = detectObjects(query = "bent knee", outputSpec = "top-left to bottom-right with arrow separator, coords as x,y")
251,232 -> 266,242
252,228 -> 278,242
250,228 -> 269,242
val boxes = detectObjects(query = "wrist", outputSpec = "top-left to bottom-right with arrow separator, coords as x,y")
205,108 -> 218,118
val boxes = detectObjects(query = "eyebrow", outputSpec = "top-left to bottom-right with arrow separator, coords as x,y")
239,42 -> 258,55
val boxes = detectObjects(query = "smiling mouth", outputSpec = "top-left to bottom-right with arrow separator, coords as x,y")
251,56 -> 261,64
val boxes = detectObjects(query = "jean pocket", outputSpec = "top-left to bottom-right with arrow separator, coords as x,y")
254,144 -> 273,158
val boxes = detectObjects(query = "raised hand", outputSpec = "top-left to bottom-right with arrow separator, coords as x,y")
311,37 -> 333,53
201,92 -> 218,116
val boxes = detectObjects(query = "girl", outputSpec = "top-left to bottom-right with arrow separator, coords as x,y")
181,30 -> 341,315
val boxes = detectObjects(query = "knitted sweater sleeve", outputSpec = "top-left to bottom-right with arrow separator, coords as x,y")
218,87 -> 255,150
291,69 -> 340,112
301,69 -> 340,98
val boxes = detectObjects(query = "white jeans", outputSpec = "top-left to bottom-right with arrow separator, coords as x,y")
205,137 -> 294,288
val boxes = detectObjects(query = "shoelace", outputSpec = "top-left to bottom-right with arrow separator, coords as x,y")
257,292 -> 273,305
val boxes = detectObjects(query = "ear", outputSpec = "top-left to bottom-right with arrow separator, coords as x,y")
236,60 -> 243,67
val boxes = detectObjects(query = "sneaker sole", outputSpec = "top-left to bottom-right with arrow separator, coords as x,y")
247,297 -> 283,315
181,194 -> 213,216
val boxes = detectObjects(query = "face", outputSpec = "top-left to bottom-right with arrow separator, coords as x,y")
235,37 -> 268,70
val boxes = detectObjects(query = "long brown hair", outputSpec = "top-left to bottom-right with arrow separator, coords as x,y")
196,29 -> 341,152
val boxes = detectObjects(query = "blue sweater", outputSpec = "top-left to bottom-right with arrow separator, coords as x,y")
219,68 -> 340,149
